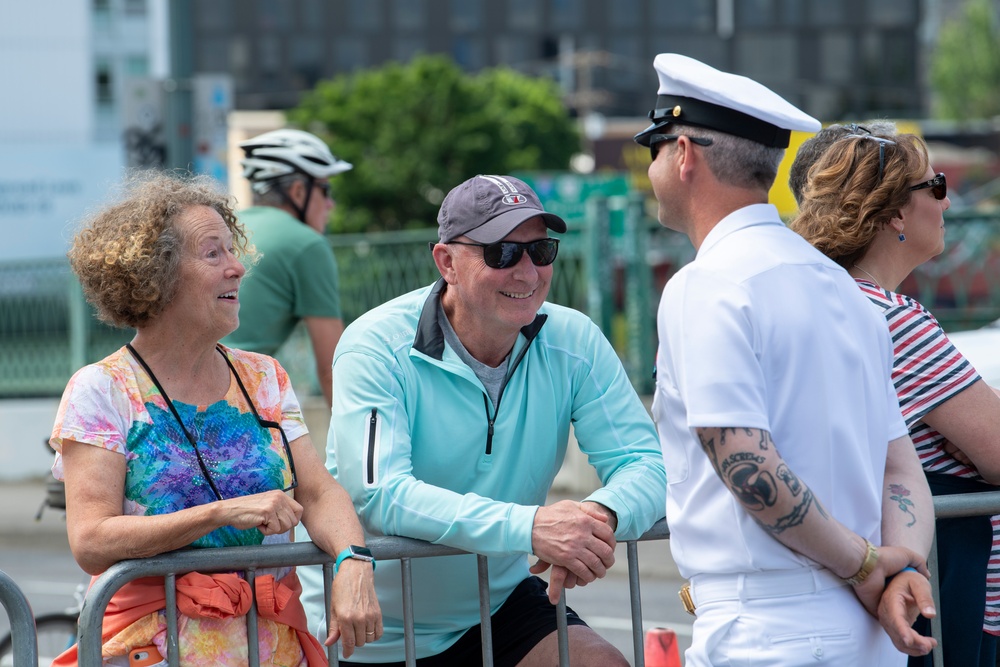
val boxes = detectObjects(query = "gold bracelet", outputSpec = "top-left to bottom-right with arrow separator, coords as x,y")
844,539 -> 879,586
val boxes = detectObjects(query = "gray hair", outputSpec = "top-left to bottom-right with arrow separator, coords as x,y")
252,173 -> 311,207
673,125 -> 785,191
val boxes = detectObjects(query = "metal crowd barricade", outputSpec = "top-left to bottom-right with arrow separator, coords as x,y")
77,520 -> 670,667
70,490 -> 1000,667
927,489 -> 1000,667
0,569 -> 38,667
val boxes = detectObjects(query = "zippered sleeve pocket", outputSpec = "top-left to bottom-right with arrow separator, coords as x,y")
363,408 -> 381,488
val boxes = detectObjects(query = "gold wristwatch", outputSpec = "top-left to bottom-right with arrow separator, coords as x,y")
844,539 -> 879,586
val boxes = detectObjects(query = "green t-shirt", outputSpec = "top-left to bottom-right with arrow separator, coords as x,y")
224,206 -> 342,355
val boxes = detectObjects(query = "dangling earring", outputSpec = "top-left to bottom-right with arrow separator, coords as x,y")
898,232 -> 906,242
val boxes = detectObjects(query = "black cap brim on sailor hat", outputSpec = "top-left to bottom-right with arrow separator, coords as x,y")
634,54 -> 820,149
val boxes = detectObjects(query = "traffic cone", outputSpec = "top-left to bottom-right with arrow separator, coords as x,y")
643,626 -> 681,667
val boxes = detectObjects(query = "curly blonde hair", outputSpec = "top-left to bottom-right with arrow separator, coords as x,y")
69,170 -> 252,329
789,133 -> 929,269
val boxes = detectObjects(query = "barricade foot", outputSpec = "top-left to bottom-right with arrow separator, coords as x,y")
643,627 -> 681,667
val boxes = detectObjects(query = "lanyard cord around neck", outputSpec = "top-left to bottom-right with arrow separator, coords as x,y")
125,343 -> 242,501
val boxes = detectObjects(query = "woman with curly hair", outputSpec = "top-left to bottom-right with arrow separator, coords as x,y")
791,132 -> 1000,667
51,171 -> 381,666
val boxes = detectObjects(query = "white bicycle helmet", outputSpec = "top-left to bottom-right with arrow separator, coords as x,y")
240,129 -> 352,193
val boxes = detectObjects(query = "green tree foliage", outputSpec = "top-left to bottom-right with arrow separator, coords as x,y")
930,0 -> 1000,121
288,55 -> 580,233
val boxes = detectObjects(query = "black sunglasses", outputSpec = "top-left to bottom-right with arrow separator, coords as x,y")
648,133 -> 714,162
313,180 -> 332,198
909,172 -> 947,201
449,238 -> 560,269
845,134 -> 896,184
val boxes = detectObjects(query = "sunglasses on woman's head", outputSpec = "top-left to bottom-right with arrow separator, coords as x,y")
844,134 -> 896,184
448,238 -> 560,269
909,173 -> 947,201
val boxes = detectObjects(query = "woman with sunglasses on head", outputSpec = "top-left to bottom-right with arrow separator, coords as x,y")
791,133 -> 1000,667
50,171 -> 380,667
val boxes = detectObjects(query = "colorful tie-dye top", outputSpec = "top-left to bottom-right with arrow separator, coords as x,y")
50,345 -> 308,550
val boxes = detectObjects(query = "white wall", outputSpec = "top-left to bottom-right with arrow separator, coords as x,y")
0,1 -> 92,144
0,399 -> 61,481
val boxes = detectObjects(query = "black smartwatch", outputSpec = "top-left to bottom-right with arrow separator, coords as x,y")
335,545 -> 376,574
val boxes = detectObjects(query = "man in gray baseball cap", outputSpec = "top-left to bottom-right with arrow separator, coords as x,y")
297,173 -> 666,665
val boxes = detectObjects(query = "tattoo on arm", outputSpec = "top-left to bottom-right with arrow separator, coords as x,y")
700,428 -> 829,535
888,483 -> 917,527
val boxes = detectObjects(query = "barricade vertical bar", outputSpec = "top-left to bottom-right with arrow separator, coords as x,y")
0,569 -> 38,667
324,562 -> 339,666
928,534 -> 943,667
627,540 -> 645,667
476,555 -> 493,667
165,572 -> 180,666
246,568 -> 260,667
556,595 -> 569,667
400,558 -> 417,667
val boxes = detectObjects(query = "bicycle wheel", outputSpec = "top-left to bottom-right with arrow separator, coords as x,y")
0,612 -> 78,665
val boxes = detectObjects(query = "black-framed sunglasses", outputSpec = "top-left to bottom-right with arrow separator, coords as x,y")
909,172 -> 947,201
845,134 -> 896,184
449,238 -> 560,269
313,180 -> 332,198
648,133 -> 714,162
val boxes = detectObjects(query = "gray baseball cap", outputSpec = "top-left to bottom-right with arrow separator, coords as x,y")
437,175 -> 567,244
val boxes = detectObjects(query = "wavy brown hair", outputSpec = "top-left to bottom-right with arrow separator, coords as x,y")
789,133 -> 929,269
68,170 -> 252,329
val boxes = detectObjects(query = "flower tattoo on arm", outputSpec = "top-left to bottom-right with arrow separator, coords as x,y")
889,483 -> 916,527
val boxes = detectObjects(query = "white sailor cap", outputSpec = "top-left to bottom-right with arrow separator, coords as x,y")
634,53 -> 820,149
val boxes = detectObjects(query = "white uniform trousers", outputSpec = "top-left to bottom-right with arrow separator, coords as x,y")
685,567 -> 905,666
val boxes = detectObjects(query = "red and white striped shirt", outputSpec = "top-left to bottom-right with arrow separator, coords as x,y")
857,279 -> 1000,633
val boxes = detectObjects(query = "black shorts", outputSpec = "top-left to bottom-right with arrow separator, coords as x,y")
340,575 -> 587,667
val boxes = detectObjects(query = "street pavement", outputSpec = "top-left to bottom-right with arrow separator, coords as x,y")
0,478 -> 693,665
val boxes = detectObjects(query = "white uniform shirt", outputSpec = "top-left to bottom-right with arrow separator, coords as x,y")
652,204 -> 907,579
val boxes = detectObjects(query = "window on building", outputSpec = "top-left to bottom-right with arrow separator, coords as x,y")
450,0 -> 482,31
452,36 -> 486,70
258,35 -> 282,75
651,0 -> 714,31
95,59 -> 114,105
393,36 -> 425,62
348,0 -> 381,32
868,0 -> 916,27
818,32 -> 853,84
808,0 -> 845,26
551,0 -> 581,31
257,0 -> 292,30
736,0 -> 776,27
291,38 -> 323,88
608,0 -> 640,29
392,0 -> 425,30
736,34 -> 796,84
335,37 -> 369,71
301,0 -> 324,30
607,36 -> 641,89
196,0 -> 233,29
497,35 -> 534,68
507,0 -> 540,31
200,40 -> 230,73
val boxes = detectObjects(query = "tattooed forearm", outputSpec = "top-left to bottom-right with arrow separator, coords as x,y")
697,431 -> 720,470
769,489 -> 816,533
775,463 -> 801,496
888,483 -> 917,527
727,460 -> 778,510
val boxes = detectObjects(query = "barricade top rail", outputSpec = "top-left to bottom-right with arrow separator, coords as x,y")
76,520 -> 669,666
